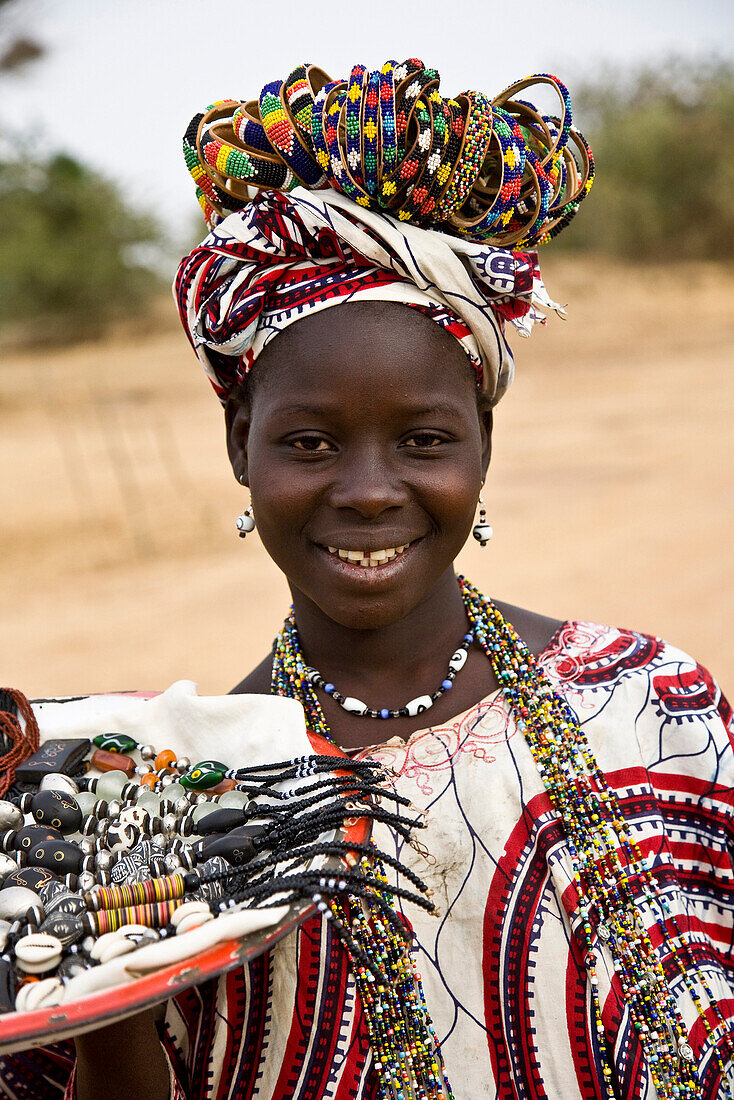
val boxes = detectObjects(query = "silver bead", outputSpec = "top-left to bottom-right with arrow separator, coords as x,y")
140,745 -> 156,761
175,757 -> 190,771
164,852 -> 182,873
162,813 -> 179,839
134,763 -> 153,776
80,837 -> 96,857
94,851 -> 113,872
106,799 -> 122,819
160,774 -> 175,788
77,872 -> 96,892
195,793 -> 209,805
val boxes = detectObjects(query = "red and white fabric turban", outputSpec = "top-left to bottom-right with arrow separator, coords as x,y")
174,187 -> 563,407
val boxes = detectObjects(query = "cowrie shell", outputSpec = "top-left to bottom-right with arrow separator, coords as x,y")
15,975 -> 64,1012
15,932 -> 63,974
91,931 -> 138,963
174,910 -> 214,935
170,900 -> 210,928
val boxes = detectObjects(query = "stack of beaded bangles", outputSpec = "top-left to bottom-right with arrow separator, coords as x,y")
0,711 -> 454,1099
182,58 -> 594,248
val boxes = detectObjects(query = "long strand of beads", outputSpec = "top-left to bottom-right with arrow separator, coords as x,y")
457,574 -> 734,1098
273,577 -> 734,1096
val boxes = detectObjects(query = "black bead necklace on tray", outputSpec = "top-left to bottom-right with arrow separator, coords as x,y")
271,575 -> 734,1100
0,697 -> 437,1081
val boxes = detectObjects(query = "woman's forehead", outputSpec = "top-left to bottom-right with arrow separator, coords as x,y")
253,301 -> 478,404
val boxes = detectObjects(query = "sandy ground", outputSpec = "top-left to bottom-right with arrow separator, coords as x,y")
1,256 -> 733,701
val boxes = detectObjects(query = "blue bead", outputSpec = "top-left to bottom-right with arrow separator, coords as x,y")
464,633 -> 474,643
441,679 -> 452,690
324,683 -> 335,694
380,708 -> 390,719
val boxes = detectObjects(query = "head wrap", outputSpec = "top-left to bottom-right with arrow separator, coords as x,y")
175,62 -> 593,405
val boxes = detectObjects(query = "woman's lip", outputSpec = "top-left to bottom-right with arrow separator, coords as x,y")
314,538 -> 423,578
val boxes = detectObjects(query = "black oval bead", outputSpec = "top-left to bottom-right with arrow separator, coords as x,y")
39,911 -> 84,946
31,790 -> 83,835
197,825 -> 264,866
39,880 -> 86,917
27,840 -> 84,875
196,808 -> 245,836
12,825 -> 63,853
3,867 -> 59,892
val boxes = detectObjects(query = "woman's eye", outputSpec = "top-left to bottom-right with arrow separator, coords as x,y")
404,433 -> 444,448
291,436 -> 333,452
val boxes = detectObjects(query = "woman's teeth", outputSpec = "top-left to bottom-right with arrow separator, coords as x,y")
326,545 -> 410,567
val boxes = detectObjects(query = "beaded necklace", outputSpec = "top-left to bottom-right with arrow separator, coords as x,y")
272,575 -> 734,1098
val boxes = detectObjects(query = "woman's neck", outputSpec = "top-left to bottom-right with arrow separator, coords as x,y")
289,567 -> 470,693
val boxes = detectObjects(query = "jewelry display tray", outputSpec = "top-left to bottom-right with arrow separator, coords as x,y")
0,682 -> 369,1054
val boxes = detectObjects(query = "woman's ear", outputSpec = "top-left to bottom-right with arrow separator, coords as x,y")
225,398 -> 251,487
480,408 -> 493,479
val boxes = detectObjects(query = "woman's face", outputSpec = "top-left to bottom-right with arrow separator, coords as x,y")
227,302 -> 492,631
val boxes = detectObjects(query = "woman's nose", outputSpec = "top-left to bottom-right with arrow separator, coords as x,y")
327,449 -> 409,518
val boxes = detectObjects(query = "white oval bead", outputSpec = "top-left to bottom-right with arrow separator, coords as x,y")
15,932 -> 63,974
0,886 -> 42,921
235,513 -> 255,533
405,695 -> 432,717
341,697 -> 368,715
0,854 -> 19,884
449,648 -> 468,672
0,800 -> 23,831
15,976 -> 64,1012
472,523 -> 493,544
40,773 -> 79,796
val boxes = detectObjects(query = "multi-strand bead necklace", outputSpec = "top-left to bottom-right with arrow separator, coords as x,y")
272,575 -> 734,1098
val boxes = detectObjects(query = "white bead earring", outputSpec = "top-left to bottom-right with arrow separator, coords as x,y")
472,494 -> 493,547
235,505 -> 255,539
235,474 -> 255,539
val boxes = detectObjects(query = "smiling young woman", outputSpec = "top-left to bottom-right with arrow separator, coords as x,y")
3,59 -> 734,1100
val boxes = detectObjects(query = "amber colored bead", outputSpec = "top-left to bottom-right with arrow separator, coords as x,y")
139,773 -> 159,790
90,749 -> 136,778
154,749 -> 177,771
208,778 -> 236,795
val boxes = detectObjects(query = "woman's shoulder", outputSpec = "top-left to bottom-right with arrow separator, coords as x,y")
230,653 -> 273,695
541,617 -> 731,731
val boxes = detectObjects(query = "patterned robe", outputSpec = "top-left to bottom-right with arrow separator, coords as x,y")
2,621 -> 733,1099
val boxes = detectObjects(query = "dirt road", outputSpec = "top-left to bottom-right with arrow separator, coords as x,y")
2,256 -> 733,699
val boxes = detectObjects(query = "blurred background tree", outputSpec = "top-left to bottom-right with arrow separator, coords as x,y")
559,59 -> 734,259
0,147 -> 165,344
0,8 -> 731,347
0,0 -> 166,346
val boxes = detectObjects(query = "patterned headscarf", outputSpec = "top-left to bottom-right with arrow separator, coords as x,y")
175,187 -> 564,406
175,62 -> 593,406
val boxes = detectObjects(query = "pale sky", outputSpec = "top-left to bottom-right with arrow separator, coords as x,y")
1,0 -> 731,241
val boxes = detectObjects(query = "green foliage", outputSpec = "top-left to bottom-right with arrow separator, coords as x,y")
0,145 -> 165,343
558,59 -> 734,259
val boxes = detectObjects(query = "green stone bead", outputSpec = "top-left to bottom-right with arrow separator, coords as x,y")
180,760 -> 227,790
191,802 -> 219,825
160,782 -> 187,806
95,770 -> 128,801
216,790 -> 250,810
74,791 -> 98,815
92,732 -> 137,754
135,790 -> 160,814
